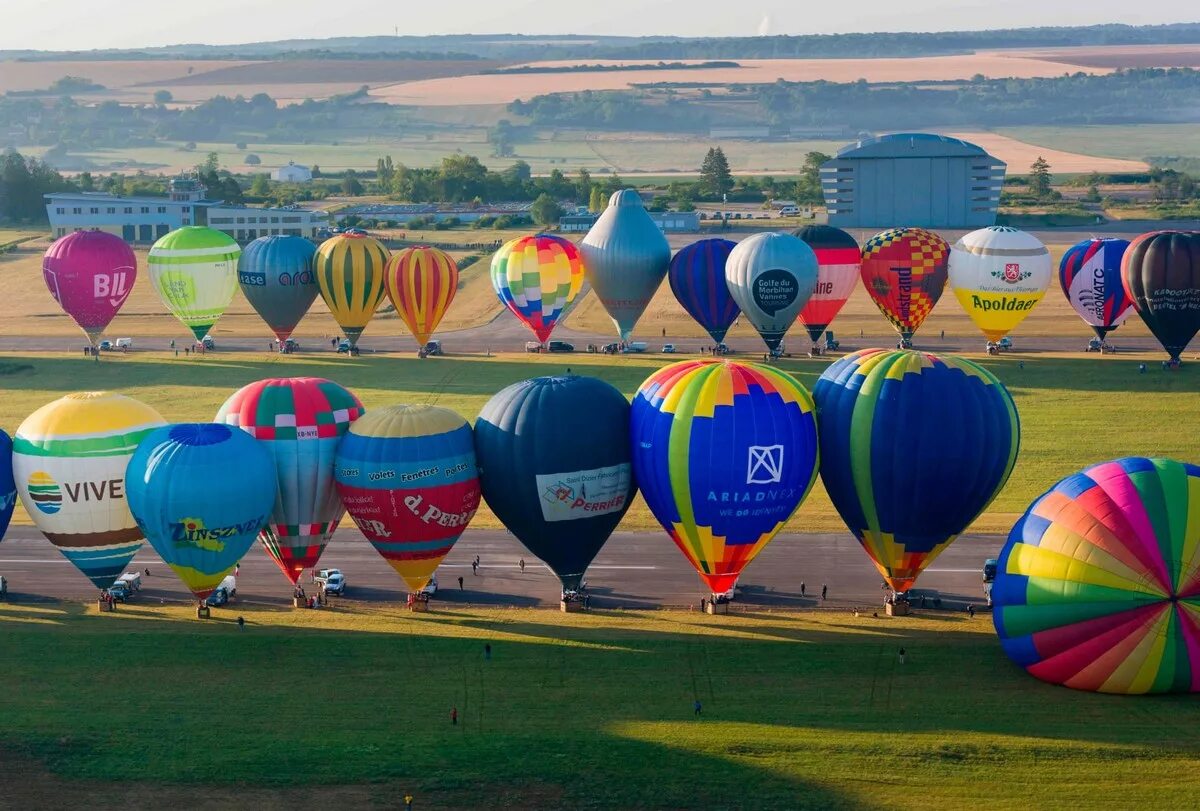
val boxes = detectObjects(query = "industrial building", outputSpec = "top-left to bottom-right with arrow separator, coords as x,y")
559,210 -> 700,233
820,133 -> 1005,228
271,161 -> 313,183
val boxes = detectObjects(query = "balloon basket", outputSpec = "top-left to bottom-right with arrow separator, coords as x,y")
408,598 -> 429,613
196,605 -> 211,620
560,599 -> 584,613
97,598 -> 115,613
886,601 -> 909,617
705,601 -> 728,615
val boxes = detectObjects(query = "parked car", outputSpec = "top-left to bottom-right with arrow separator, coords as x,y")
315,568 -> 342,584
107,581 -> 132,602
118,572 -> 142,592
115,338 -> 132,350
601,342 -> 620,354
336,339 -> 353,354
1086,338 -> 1116,353
207,585 -> 230,606
279,338 -> 299,353
525,341 -> 542,353
423,339 -> 443,356
714,343 -> 731,355
323,572 -> 346,596
983,559 -> 999,583
824,331 -> 840,351
661,344 -> 676,353
198,335 -> 215,350
420,574 -> 438,597
98,340 -> 114,351
777,205 -> 800,216
547,340 -> 574,353
998,337 -> 1013,351
623,341 -> 648,353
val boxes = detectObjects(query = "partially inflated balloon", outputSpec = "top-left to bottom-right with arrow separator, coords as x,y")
667,238 -> 739,344
148,227 -> 240,341
42,231 -> 136,347
1121,231 -> 1200,362
12,393 -> 166,589
315,232 -> 389,348
336,405 -> 480,592
949,226 -> 1052,341
631,360 -> 819,595
216,378 -> 364,585
1058,238 -> 1133,340
994,458 -> 1200,694
0,430 -> 14,544
238,235 -> 319,343
860,228 -> 949,341
795,225 -> 860,343
490,234 -> 585,343
385,246 -> 458,347
814,349 -> 1019,592
726,232 -> 818,352
126,424 -> 275,601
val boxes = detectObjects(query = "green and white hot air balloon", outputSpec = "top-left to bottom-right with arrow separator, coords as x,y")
148,226 -> 241,341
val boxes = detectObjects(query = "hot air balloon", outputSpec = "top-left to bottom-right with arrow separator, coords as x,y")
813,349 -> 1019,594
126,423 -> 275,601
949,226 -> 1052,342
490,234 -> 585,343
237,235 -> 318,343
630,360 -> 819,596
580,189 -> 671,341
1121,230 -> 1200,363
148,226 -> 241,342
667,238 -> 739,344
475,376 -> 635,594
794,225 -> 860,346
1058,238 -> 1133,340
42,230 -> 136,348
12,393 -> 166,590
216,378 -> 364,586
314,232 -> 389,348
0,430 -> 14,544
725,232 -> 818,353
385,246 -> 458,348
993,457 -> 1200,694
860,228 -> 949,345
335,405 -> 480,592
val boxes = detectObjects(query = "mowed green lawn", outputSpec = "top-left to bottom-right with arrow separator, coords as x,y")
1,604 -> 1198,809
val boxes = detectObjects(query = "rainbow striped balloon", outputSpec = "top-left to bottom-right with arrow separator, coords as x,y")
994,458 -> 1200,694
315,233 -> 390,347
385,246 -> 458,347
490,234 -> 585,343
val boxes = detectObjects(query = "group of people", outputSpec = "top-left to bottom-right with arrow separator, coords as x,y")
293,583 -> 327,609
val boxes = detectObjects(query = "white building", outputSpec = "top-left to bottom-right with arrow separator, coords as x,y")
271,161 -> 313,183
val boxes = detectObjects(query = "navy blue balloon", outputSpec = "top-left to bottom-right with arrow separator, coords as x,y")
668,238 -> 740,344
0,430 -> 15,543
237,235 -> 319,343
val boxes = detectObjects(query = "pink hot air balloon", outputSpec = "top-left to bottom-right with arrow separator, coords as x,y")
42,231 -> 136,347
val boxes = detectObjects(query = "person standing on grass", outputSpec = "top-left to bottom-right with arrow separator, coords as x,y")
968,604 -> 975,618
458,576 -> 464,591
694,700 -> 702,716
404,794 -> 413,810
821,584 -> 828,601
898,647 -> 906,664
800,582 -> 806,597
484,643 -> 492,661
450,707 -> 458,726
237,616 -> 245,630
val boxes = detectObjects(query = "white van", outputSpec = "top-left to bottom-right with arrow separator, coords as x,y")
777,206 -> 800,217
119,571 -> 142,591
114,338 -> 133,350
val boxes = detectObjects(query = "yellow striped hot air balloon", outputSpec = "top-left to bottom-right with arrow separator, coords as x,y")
385,246 -> 458,348
315,233 -> 390,348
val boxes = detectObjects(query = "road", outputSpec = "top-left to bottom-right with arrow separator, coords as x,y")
0,525 -> 1002,610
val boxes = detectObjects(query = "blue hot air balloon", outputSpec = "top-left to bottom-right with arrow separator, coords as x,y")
238,235 -> 319,343
126,423 -> 276,601
0,430 -> 14,544
668,238 -> 740,344
1058,238 -> 1133,340
474,376 -> 636,593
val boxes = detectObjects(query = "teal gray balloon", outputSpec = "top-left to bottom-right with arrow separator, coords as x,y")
237,235 -> 319,342
726,232 -> 819,352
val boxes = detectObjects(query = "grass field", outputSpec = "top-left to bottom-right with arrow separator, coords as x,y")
2,603 -> 1199,809
997,125 -> 1200,162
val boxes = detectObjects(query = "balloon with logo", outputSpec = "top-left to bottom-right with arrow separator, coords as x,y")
148,226 -> 241,342
794,225 -> 860,344
0,430 -> 15,544
860,228 -> 950,343
667,238 -> 740,344
490,234 -> 585,343
1058,238 -> 1133,340
216,378 -> 364,586
385,246 -> 459,348
238,235 -> 319,343
814,349 -> 1019,593
12,393 -> 166,590
126,424 -> 275,601
42,230 -> 136,348
315,232 -> 390,348
725,232 -> 819,353
631,360 -> 819,596
949,226 -> 1052,342
1121,230 -> 1200,363
475,376 -> 635,593
335,405 -> 480,592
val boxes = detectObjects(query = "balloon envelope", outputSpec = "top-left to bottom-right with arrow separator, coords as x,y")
993,457 -> 1200,694
1058,238 -> 1133,340
725,232 -> 819,352
1121,230 -> 1200,362
385,246 -> 458,347
216,377 -> 364,585
630,360 -> 819,594
814,349 -> 1019,592
949,226 -> 1052,342
336,405 -> 480,591
127,423 -> 275,600
667,238 -> 739,344
238,235 -> 319,342
42,230 -> 136,347
474,376 -> 635,591
315,233 -> 389,347
490,234 -> 585,343
860,228 -> 949,341
0,430 -> 14,544
12,392 -> 166,589
795,225 -> 860,343
148,227 -> 241,341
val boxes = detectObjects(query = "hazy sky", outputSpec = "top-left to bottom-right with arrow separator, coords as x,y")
6,0 -> 1196,51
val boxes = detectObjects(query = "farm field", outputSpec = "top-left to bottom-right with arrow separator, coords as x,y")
997,124 -> 1200,163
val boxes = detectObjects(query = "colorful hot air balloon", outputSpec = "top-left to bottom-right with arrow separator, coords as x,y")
725,232 -> 818,353
580,189 -> 671,341
1121,230 -> 1200,363
0,430 -> 14,544
314,232 -> 389,348
42,230 -> 136,348
335,405 -> 480,592
813,349 -> 1019,593
126,423 -> 275,601
860,228 -> 949,344
490,234 -> 585,343
949,226 -> 1052,342
667,238 -> 740,344
1058,238 -> 1133,340
216,378 -> 364,585
795,225 -> 860,344
148,226 -> 241,341
12,393 -> 166,590
237,235 -> 319,343
475,376 -> 635,593
385,246 -> 458,348
993,457 -> 1200,694
630,360 -> 819,595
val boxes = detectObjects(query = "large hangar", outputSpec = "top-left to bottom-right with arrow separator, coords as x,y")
820,133 -> 1005,228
